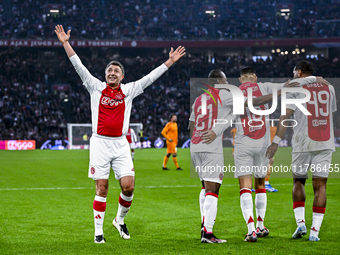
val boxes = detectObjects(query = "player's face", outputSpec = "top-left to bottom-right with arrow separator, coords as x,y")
171,115 -> 177,122
105,65 -> 124,86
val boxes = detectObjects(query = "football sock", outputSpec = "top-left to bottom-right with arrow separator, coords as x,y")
93,195 -> 106,236
311,206 -> 325,237
173,157 -> 180,168
255,189 -> 267,229
293,201 -> 305,227
116,192 -> 133,224
131,152 -> 135,161
240,188 -> 255,234
199,187 -> 206,223
163,155 -> 169,167
203,193 -> 218,233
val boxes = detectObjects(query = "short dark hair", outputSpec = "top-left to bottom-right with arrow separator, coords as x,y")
169,114 -> 176,120
208,69 -> 226,86
295,61 -> 313,75
105,61 -> 125,75
240,66 -> 256,76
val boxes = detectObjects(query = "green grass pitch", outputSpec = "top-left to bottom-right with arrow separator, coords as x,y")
0,147 -> 339,254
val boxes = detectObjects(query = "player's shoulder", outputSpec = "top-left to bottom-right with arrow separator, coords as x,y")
219,89 -> 233,99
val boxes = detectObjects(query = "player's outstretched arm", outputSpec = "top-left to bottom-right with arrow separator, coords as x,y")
265,109 -> 294,159
55,25 -> 100,94
164,46 -> 186,68
55,25 -> 75,58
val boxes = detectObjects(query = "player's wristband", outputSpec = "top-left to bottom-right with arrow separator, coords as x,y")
272,135 -> 281,145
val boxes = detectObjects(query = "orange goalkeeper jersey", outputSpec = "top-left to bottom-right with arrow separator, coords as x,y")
161,122 -> 178,145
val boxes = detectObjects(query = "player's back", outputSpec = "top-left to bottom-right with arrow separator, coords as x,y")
234,82 -> 270,148
288,82 -> 337,152
190,89 -> 233,153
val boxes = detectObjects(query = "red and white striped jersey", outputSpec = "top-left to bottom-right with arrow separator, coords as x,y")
126,128 -> 137,143
234,77 -> 317,149
286,79 -> 337,152
70,55 -> 168,138
190,89 -> 236,153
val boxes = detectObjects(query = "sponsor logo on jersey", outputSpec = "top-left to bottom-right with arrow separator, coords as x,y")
312,119 -> 327,127
101,96 -> 124,107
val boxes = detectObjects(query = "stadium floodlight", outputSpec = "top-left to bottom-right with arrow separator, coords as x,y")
67,123 -> 92,149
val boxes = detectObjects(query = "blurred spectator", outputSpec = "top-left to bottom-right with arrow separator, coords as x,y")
1,0 -> 340,40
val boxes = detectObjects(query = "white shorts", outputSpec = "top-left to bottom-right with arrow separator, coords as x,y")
88,134 -> 135,180
292,150 -> 333,178
191,152 -> 224,184
234,145 -> 268,179
129,142 -> 136,150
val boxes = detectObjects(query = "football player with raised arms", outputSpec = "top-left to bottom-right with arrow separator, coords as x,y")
266,61 -> 336,242
55,25 -> 185,243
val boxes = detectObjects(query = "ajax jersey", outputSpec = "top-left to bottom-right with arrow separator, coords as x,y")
70,55 -> 168,138
286,80 -> 337,152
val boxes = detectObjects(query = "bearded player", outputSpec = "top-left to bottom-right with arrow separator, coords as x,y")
266,61 -> 336,242
55,25 -> 185,243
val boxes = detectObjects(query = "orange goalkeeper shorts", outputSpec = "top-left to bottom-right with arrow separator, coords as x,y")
166,141 -> 177,154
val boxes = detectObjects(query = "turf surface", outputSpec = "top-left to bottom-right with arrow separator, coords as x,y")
0,147 -> 339,254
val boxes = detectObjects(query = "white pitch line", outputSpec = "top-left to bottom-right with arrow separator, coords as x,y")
0,183 -> 338,191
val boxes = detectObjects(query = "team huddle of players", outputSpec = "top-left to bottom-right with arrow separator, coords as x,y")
189,64 -> 336,243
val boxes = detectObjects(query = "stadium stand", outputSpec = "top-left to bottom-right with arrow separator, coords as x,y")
1,0 -> 340,40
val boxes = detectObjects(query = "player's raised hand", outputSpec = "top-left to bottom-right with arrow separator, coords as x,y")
55,25 -> 71,45
164,46 -> 186,68
169,46 -> 186,62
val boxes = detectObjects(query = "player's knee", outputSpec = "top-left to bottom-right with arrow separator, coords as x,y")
96,185 -> 108,197
172,154 -> 177,157
166,153 -> 171,157
121,185 -> 134,197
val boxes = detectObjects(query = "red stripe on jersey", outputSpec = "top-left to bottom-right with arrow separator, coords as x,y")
255,189 -> 266,194
293,201 -> 305,209
205,192 -> 218,198
191,90 -> 219,145
97,85 -> 126,137
93,200 -> 106,212
126,128 -> 132,143
313,206 -> 326,214
119,196 -> 132,207
239,82 -> 266,139
303,83 -> 331,141
240,188 -> 252,196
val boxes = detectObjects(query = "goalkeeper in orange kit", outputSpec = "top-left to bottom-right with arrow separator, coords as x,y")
161,114 -> 182,170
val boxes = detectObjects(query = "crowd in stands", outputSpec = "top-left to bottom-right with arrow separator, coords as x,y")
1,47 -> 340,141
1,0 -> 340,40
